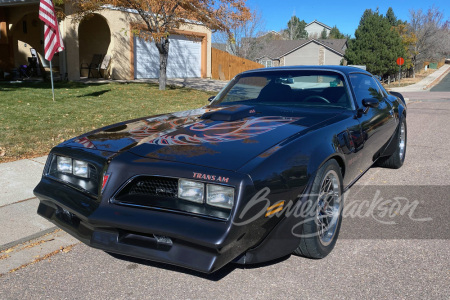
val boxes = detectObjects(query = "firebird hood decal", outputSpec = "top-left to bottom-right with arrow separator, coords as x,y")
63,105 -> 342,170
129,116 -> 300,146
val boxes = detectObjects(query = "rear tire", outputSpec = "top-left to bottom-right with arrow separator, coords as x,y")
377,117 -> 407,169
293,159 -> 343,259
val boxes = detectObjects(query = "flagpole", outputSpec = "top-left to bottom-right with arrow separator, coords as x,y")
49,60 -> 55,101
39,0 -> 64,102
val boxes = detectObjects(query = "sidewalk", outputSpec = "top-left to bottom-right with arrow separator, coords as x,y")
0,156 -> 54,251
0,156 -> 81,275
389,64 -> 450,93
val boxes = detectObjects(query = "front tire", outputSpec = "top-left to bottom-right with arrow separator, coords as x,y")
377,117 -> 407,169
293,159 -> 343,259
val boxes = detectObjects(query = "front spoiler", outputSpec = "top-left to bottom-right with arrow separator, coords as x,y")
37,199 -> 231,274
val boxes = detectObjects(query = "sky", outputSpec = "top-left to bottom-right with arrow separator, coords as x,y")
245,0 -> 449,37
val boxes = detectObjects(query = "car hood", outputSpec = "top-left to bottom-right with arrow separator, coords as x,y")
62,105 -> 342,171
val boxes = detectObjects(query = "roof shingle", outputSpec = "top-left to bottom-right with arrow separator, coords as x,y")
255,39 -> 347,60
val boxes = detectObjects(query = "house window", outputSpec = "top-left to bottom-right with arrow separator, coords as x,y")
262,60 -> 272,68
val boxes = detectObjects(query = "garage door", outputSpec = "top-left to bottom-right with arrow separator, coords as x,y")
134,34 -> 201,79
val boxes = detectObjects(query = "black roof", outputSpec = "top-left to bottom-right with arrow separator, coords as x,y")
242,65 -> 371,76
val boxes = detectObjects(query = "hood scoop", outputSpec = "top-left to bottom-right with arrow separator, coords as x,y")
201,105 -> 256,121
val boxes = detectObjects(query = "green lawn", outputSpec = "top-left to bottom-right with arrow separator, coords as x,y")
0,81 -> 214,162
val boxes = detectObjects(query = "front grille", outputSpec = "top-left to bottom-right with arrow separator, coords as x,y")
112,176 -> 230,220
128,177 -> 178,198
115,176 -> 178,201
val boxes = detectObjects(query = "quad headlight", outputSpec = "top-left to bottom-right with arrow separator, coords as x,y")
56,156 -> 90,178
178,179 -> 204,203
56,156 -> 72,174
73,160 -> 89,178
47,155 -> 98,195
206,184 -> 234,209
178,179 -> 235,210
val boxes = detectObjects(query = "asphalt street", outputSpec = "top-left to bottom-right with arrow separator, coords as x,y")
430,71 -> 450,92
401,72 -> 450,101
1,80 -> 449,299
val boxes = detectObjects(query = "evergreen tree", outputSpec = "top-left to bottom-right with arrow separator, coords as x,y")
329,26 -> 346,39
386,7 -> 399,26
285,16 -> 308,39
344,8 -> 407,77
321,28 -> 328,39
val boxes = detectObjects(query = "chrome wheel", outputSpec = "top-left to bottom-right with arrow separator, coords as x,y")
316,170 -> 342,246
294,159 -> 343,258
399,122 -> 406,160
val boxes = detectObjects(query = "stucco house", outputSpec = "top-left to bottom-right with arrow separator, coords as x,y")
305,20 -> 331,38
256,39 -> 347,67
0,0 -> 212,81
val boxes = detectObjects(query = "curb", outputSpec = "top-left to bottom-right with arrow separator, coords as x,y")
0,226 -> 58,253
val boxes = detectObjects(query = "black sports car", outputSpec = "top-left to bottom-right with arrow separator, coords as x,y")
34,66 -> 407,273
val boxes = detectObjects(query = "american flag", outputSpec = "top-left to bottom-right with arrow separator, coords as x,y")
39,0 -> 64,61
74,137 -> 95,149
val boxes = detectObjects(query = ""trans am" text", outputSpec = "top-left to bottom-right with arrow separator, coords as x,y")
193,172 -> 229,183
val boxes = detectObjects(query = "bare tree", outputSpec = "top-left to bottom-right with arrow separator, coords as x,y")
408,6 -> 449,77
282,15 -> 308,40
213,8 -> 267,61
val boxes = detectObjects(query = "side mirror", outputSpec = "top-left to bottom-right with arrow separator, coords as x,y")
362,98 -> 379,108
208,96 -> 216,102
357,98 -> 379,116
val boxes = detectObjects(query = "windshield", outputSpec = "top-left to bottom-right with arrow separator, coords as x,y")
212,70 -> 353,110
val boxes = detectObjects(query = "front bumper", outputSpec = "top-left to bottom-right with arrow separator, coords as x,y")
37,199 -> 229,273
34,152 -> 260,273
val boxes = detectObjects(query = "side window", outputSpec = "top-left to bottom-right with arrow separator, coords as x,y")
375,78 -> 388,97
349,74 -> 384,108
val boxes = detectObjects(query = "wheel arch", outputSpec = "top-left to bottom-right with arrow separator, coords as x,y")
307,145 -> 347,183
330,154 -> 346,179
398,103 -> 407,119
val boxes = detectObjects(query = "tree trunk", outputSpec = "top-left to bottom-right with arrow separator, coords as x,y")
155,38 -> 170,90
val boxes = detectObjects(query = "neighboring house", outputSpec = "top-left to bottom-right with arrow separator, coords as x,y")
255,39 -> 347,67
305,20 -> 331,38
0,0 -> 212,80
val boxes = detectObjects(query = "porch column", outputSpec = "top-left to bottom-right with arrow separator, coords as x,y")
61,16 -> 80,81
